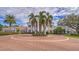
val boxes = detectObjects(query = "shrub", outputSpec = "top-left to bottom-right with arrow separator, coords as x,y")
16,29 -> 20,33
0,31 -> 19,36
53,27 -> 65,34
32,32 -> 47,36
0,24 -> 3,31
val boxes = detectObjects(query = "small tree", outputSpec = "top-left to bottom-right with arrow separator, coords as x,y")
53,27 -> 65,34
0,24 -> 3,31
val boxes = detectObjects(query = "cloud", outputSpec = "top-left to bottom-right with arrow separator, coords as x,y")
0,7 -> 79,26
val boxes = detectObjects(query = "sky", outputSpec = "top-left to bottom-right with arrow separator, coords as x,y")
0,7 -> 79,26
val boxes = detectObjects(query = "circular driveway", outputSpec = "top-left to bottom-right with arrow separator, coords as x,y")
0,34 -> 79,51
11,35 -> 69,42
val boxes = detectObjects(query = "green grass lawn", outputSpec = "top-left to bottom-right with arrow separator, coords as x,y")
65,34 -> 79,39
0,31 -> 19,36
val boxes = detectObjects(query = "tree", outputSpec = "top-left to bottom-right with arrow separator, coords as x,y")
46,12 -> 53,33
36,11 -> 47,34
28,11 -> 53,35
0,24 -> 3,31
53,27 -> 65,34
63,13 -> 79,34
4,15 -> 16,27
58,19 -> 64,26
28,13 -> 37,33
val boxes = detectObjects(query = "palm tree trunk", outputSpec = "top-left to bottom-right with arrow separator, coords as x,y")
41,25 -> 43,32
9,23 -> 12,32
48,22 -> 50,34
36,23 -> 38,33
31,25 -> 34,33
34,23 -> 36,34
43,24 -> 46,35
37,20 -> 39,32
39,23 -> 41,33
33,24 -> 36,34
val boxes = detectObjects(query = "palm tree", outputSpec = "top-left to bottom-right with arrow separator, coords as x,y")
46,12 -> 53,33
28,11 -> 53,35
4,15 -> 16,27
4,15 -> 16,32
36,11 -> 46,34
28,13 -> 37,33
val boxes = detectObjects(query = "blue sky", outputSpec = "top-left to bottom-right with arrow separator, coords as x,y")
0,7 -> 78,26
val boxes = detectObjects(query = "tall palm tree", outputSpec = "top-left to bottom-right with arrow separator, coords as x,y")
4,15 -> 16,32
28,13 -> 37,33
28,11 -> 53,35
46,12 -> 53,33
4,15 -> 16,27
36,11 -> 46,34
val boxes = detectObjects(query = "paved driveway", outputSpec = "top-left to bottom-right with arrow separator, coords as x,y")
0,34 -> 79,51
